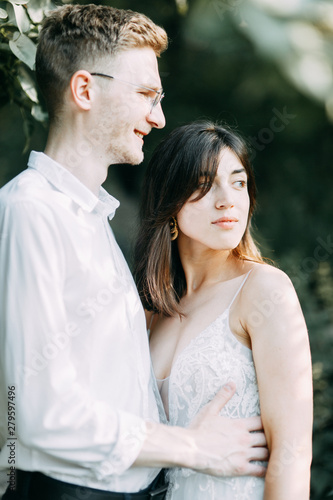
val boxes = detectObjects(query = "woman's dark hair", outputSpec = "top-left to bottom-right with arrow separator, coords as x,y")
134,120 -> 263,317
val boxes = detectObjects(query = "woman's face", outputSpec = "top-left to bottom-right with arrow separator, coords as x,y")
176,147 -> 250,253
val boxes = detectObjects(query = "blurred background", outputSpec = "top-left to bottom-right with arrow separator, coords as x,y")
1,0 -> 333,497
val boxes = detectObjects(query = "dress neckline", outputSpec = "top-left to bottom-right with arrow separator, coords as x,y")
153,269 -> 253,384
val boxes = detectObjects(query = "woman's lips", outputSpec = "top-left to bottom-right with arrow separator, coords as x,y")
212,216 -> 238,229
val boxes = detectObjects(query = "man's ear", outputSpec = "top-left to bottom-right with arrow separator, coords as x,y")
70,70 -> 95,111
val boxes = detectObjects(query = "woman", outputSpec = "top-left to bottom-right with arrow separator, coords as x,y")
134,121 -> 313,499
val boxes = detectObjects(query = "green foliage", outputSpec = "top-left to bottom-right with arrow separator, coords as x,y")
0,0 -> 333,496
312,361 -> 333,499
280,255 -> 333,498
0,0 -> 51,151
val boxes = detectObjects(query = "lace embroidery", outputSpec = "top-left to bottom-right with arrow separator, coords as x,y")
161,272 -> 265,499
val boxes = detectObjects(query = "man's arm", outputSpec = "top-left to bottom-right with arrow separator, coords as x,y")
0,199 -> 146,476
0,198 -> 267,479
135,382 -> 268,477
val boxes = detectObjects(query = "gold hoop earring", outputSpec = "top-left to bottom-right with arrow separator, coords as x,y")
170,217 -> 178,241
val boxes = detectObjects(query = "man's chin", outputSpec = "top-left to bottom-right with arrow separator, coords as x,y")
108,150 -> 144,166
129,150 -> 144,165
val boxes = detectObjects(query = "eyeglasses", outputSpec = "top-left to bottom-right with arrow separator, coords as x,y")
90,72 -> 165,113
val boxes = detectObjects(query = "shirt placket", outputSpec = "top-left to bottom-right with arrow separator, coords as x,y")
100,210 -> 148,416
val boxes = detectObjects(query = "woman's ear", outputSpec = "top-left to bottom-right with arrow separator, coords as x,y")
70,70 -> 95,111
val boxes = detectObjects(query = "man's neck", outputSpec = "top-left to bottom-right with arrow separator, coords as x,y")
44,131 -> 108,197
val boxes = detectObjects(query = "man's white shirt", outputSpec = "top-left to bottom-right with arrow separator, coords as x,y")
0,151 -> 160,492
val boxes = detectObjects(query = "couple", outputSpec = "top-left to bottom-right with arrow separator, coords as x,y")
134,121 -> 313,499
0,3 -> 312,500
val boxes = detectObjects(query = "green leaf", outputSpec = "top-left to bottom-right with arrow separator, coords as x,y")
0,7 -> 8,18
5,0 -> 29,5
17,66 -> 38,102
26,0 -> 55,23
31,103 -> 48,122
3,2 -> 16,26
12,3 -> 30,33
9,31 -> 36,70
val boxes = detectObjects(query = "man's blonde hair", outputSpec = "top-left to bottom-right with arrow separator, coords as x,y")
36,4 -> 168,119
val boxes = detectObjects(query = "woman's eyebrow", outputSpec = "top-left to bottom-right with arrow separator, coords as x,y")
231,168 -> 246,175
199,167 -> 246,178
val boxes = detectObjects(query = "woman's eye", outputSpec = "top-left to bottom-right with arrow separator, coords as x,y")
234,180 -> 247,188
197,176 -> 210,188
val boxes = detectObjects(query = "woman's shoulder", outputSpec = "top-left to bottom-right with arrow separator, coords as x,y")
238,262 -> 303,335
243,261 -> 296,301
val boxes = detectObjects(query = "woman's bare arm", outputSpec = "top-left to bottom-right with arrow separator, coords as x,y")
243,266 -> 313,499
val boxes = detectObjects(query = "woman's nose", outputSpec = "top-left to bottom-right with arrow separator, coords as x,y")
215,187 -> 234,209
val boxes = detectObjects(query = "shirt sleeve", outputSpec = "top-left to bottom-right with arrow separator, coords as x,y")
0,199 -> 147,477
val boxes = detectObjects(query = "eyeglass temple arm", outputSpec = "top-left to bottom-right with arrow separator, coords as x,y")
90,73 -> 114,80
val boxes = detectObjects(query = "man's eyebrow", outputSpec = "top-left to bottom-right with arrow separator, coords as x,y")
138,82 -> 162,91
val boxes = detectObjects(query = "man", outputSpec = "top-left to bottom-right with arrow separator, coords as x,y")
0,4 -> 267,499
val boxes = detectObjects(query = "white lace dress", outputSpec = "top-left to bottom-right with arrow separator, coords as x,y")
153,272 -> 265,500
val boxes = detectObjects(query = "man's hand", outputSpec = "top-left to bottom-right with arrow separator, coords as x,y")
134,382 -> 268,477
186,382 -> 268,477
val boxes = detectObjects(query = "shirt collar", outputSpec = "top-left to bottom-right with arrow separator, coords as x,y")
28,151 -> 120,220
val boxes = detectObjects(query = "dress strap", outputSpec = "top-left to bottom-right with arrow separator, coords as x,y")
147,312 -> 155,338
228,269 -> 253,310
